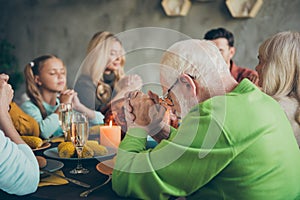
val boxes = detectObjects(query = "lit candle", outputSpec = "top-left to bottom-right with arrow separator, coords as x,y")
100,121 -> 121,148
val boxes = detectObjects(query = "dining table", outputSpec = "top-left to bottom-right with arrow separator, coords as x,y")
0,140 -> 131,200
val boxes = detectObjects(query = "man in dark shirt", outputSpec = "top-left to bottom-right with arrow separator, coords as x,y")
204,27 -> 258,85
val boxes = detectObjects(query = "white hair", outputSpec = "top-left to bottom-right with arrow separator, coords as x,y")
160,39 -> 230,87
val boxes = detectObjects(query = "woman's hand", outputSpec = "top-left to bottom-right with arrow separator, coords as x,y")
71,92 -> 82,110
71,91 -> 97,121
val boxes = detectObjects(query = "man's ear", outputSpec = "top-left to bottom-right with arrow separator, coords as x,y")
229,46 -> 236,60
178,74 -> 196,96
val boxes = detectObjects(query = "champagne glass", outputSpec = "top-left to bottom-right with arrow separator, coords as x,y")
70,112 -> 89,174
58,103 -> 72,141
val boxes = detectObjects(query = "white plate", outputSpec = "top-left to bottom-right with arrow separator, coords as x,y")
96,162 -> 113,175
96,157 -> 116,175
40,159 -> 64,174
43,147 -> 117,162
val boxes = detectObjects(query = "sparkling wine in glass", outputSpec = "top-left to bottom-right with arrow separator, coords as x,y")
70,112 -> 89,174
58,103 -> 72,141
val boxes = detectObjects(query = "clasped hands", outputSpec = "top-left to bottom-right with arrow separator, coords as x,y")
124,90 -> 169,140
59,89 -> 82,110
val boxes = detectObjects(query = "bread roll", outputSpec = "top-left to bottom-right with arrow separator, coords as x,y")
36,156 -> 47,168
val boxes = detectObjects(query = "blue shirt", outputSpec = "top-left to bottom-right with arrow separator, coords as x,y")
0,130 -> 39,195
21,98 -> 105,139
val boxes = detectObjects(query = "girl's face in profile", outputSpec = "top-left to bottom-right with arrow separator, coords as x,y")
35,57 -> 66,93
106,41 -> 123,71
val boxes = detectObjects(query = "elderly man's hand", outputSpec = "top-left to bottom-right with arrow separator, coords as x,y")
124,90 -> 166,135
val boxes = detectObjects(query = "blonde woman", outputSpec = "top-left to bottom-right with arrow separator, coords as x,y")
74,31 -> 142,113
22,55 -> 104,139
256,31 -> 300,146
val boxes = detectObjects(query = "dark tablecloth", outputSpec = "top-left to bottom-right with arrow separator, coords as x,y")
0,142 -> 130,200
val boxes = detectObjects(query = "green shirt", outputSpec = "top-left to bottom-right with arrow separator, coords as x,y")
112,79 -> 300,200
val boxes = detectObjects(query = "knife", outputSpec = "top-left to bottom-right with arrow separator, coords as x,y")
40,170 -> 91,188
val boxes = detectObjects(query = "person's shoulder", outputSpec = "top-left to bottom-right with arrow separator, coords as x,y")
21,100 -> 35,108
231,61 -> 258,76
232,62 -> 258,83
228,79 -> 260,97
0,129 -> 5,139
277,96 -> 298,113
20,100 -> 39,112
0,129 -> 13,148
74,75 -> 95,90
241,67 -> 258,75
234,62 -> 257,75
76,75 -> 93,84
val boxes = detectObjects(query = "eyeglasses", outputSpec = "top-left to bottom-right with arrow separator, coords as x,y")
161,79 -> 179,107
161,74 -> 195,107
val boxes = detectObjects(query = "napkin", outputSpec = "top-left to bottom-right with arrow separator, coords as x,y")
39,170 -> 69,187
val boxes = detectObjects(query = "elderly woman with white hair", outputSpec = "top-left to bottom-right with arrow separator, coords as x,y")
112,39 -> 300,200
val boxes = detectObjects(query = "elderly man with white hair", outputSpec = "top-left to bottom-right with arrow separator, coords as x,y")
112,40 -> 300,200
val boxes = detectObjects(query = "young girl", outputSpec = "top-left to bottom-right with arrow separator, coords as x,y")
22,55 -> 104,139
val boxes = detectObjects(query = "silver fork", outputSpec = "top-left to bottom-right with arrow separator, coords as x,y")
80,174 -> 112,197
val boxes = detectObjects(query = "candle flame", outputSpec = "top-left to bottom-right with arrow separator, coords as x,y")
109,120 -> 112,127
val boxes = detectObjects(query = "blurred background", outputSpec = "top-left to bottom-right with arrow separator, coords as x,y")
0,0 -> 299,103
